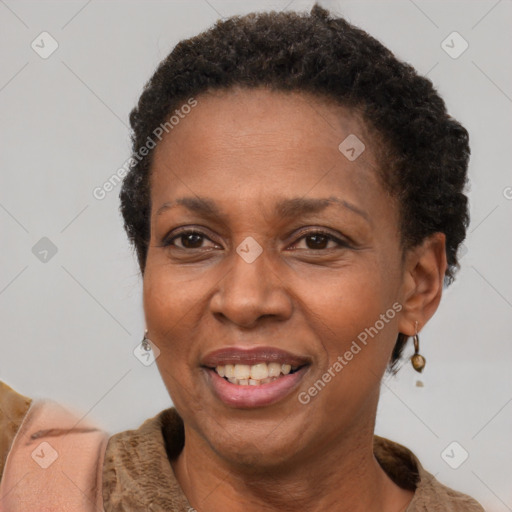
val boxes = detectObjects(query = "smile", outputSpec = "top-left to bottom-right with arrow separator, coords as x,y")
214,362 -> 301,385
201,346 -> 311,407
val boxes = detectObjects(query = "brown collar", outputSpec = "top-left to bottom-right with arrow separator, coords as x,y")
102,407 -> 484,511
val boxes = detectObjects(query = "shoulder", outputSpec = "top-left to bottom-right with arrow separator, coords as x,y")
374,435 -> 485,512
0,380 -> 33,479
103,407 -> 190,510
0,381 -> 109,510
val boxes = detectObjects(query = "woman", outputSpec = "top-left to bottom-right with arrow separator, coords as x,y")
0,4 -> 485,511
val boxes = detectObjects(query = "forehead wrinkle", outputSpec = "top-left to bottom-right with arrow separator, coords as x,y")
274,196 -> 370,223
156,196 -> 222,219
156,195 -> 370,226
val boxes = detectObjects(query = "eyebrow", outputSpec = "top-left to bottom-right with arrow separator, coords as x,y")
156,197 -> 221,218
275,196 -> 370,223
156,196 -> 370,223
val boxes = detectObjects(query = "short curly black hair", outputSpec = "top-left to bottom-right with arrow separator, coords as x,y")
119,4 -> 470,373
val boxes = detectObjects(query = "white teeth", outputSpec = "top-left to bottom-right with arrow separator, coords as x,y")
281,364 -> 291,375
224,364 -> 235,378
214,362 -> 303,385
250,363 -> 269,380
267,362 -> 281,377
234,364 -> 251,380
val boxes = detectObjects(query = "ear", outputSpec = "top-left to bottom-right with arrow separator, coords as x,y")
397,232 -> 447,336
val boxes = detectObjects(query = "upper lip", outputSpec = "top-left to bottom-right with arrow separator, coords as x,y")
201,346 -> 311,367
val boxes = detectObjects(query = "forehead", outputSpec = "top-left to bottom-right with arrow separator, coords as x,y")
155,87 -> 371,154
150,87 -> 385,212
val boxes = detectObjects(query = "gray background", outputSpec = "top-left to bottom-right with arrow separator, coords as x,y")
1,0 -> 511,509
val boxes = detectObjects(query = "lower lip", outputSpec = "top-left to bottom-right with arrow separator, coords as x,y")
204,366 -> 309,408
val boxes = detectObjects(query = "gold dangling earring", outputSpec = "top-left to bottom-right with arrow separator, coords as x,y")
410,322 -> 426,373
141,329 -> 152,352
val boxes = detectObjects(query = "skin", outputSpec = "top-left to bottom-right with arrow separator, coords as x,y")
143,87 -> 447,512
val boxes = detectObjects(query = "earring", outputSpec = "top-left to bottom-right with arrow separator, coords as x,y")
410,323 -> 426,373
141,330 -> 152,352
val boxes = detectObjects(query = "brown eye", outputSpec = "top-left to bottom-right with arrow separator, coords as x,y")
164,230 -> 217,250
304,234 -> 329,249
303,233 -> 333,250
292,231 -> 346,251
180,232 -> 204,248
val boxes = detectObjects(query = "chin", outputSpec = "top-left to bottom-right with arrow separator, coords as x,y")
217,440 -> 300,472
203,416 -> 309,471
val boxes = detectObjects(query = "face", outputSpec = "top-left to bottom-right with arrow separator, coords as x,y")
143,87 -> 408,469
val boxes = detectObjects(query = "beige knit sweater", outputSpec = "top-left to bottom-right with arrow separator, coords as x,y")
0,381 -> 485,511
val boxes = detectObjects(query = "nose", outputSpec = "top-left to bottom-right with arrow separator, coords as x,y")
209,245 -> 293,328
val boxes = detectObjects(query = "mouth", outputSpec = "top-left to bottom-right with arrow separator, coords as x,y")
212,361 -> 304,385
201,347 -> 311,408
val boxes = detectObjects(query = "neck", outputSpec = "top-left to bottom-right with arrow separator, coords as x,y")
170,409 -> 413,512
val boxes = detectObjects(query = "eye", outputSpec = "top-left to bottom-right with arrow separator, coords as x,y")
163,230 -> 218,250
290,230 -> 349,251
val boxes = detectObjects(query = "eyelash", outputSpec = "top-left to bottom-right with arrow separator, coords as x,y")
290,229 -> 350,250
161,228 -> 350,251
162,230 -> 216,250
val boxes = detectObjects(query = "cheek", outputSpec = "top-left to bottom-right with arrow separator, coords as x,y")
143,243 -> 215,314
142,258 -> 206,355
298,261 -> 386,331
142,261 -> 206,407
298,282 -> 393,424
297,261 -> 397,377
